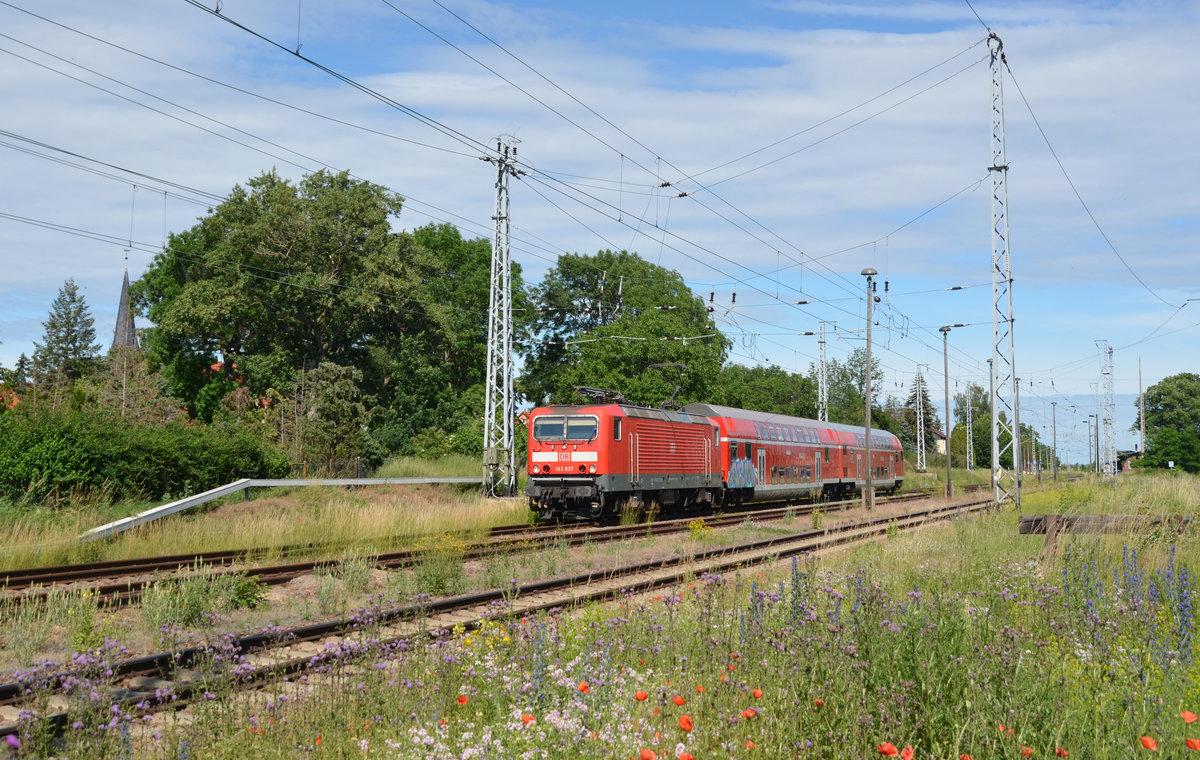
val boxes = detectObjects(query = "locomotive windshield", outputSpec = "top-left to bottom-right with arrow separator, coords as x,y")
533,414 -> 598,441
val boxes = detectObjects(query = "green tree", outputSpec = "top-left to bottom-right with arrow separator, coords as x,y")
1137,373 -> 1200,472
812,347 -> 885,425
894,371 -> 941,457
519,250 -> 727,407
949,382 -> 989,469
32,279 -> 101,383
710,364 -> 817,417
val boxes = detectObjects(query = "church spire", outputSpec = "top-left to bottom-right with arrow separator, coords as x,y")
111,254 -> 138,351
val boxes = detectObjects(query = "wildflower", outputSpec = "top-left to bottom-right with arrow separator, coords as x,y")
636,691 -> 649,702
1186,738 -> 1200,750
673,695 -> 686,706
640,750 -> 657,760
696,685 -> 706,694
1141,736 -> 1158,751
457,695 -> 468,705
653,707 -> 662,717
3,736 -> 17,750
578,682 -> 590,694
752,688 -> 763,699
1056,749 -> 1069,757
901,746 -> 914,760
741,708 -> 757,720
679,715 -> 694,732
745,740 -> 755,749
1021,748 -> 1033,757
813,698 -> 824,708
960,756 -> 972,760
879,743 -> 899,757
521,714 -> 536,724
316,734 -> 322,746
1185,711 -> 1199,724
728,664 -> 736,671
679,754 -> 696,760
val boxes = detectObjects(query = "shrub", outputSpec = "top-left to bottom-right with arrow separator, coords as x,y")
0,409 -> 288,504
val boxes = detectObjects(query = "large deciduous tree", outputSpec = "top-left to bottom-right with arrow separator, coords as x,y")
809,347 -> 885,426
1138,372 -> 1200,473
135,170 -> 438,419
711,364 -> 817,418
520,250 -> 727,407
32,278 -> 101,384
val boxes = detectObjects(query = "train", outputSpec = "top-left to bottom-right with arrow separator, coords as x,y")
525,401 -> 904,521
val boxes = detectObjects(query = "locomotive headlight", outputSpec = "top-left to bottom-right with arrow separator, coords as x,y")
542,464 -> 550,474
588,465 -> 597,474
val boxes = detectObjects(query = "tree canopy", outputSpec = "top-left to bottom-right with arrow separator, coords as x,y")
1138,373 -> 1200,473
32,278 -> 101,383
519,250 -> 728,407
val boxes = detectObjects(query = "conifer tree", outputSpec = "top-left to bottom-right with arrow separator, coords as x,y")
32,278 -> 101,383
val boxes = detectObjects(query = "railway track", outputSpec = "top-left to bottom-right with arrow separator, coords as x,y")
0,490 -> 934,605
0,496 -> 991,736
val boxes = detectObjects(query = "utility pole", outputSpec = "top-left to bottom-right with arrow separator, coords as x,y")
940,326 -> 953,498
988,32 -> 1019,509
1051,401 -> 1058,481
861,269 -> 876,511
817,321 -> 829,422
483,137 -> 521,497
1014,377 -> 1022,490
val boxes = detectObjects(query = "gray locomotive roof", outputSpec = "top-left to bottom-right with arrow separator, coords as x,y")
681,402 -> 900,442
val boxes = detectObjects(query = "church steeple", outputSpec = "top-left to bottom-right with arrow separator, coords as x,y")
111,257 -> 138,351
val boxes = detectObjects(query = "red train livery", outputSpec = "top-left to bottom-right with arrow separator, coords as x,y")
525,401 -> 904,521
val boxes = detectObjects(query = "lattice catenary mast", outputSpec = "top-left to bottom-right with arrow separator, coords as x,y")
483,138 -> 520,497
916,366 -> 927,474
988,33 -> 1019,507
1098,340 -> 1115,476
817,322 -> 828,422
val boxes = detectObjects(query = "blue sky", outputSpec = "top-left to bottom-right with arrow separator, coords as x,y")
1,0 -> 1197,463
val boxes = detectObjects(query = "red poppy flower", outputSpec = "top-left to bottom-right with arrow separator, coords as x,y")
752,689 -> 763,699
901,746 -> 914,760
696,685 -> 707,694
679,715 -> 694,732
635,691 -> 649,702
521,714 -> 535,725
673,695 -> 686,706
741,708 -> 757,720
813,698 -> 825,708
457,695 -> 468,705
578,682 -> 589,694
1186,738 -> 1200,751
316,735 -> 322,746
728,664 -> 736,671
1185,711 -> 1199,724
878,743 -> 899,757
640,750 -> 657,760
745,740 -> 755,749
960,756 -> 972,760
679,754 -> 696,760
1056,749 -> 1068,757
639,660 -> 646,665
1021,748 -> 1032,757
438,718 -> 447,726
1141,736 -> 1158,751
652,707 -> 661,717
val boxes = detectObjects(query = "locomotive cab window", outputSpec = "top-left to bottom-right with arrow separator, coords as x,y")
613,418 -> 622,441
565,415 -> 598,441
533,416 -> 565,441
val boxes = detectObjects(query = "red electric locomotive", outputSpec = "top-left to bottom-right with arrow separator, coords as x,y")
526,400 -> 904,521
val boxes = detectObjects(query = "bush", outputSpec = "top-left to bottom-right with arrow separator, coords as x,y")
0,409 -> 289,504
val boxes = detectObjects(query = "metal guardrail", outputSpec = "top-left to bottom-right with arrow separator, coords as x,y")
80,477 -> 483,541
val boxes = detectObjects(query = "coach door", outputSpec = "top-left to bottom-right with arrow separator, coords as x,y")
757,448 -> 766,487
814,452 -> 821,484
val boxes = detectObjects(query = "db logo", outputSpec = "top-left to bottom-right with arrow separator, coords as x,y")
558,452 -> 572,461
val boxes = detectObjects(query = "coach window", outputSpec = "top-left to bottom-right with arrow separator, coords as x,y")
824,447 -> 831,463
713,427 -> 719,447
771,465 -> 777,484
745,441 -> 753,458
613,418 -> 622,441
729,441 -> 738,461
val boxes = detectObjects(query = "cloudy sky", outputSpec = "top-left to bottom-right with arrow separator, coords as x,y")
1,0 -> 1197,463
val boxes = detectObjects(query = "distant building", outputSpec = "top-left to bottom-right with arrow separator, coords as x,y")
111,268 -> 138,351
933,430 -> 947,455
